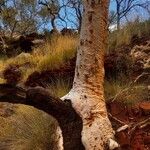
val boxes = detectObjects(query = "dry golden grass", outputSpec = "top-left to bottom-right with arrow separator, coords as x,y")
37,35 -> 77,71
0,20 -> 149,97
104,79 -> 149,105
45,79 -> 72,98
0,61 -> 5,84
0,35 -> 78,83
104,79 -> 129,101
0,36 -> 76,148
0,20 -> 149,83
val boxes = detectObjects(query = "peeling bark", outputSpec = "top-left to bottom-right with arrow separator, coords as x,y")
62,0 -> 118,149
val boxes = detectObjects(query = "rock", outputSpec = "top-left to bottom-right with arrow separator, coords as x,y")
116,132 -> 130,149
49,29 -> 60,36
104,53 -> 131,79
130,130 -> 145,150
0,103 -> 15,118
0,103 -> 57,149
61,28 -> 78,36
130,43 -> 150,74
19,36 -> 34,53
32,39 -> 45,46
108,138 -> 119,150
15,52 -> 32,60
144,135 -> 150,145
144,58 -> 150,72
3,65 -> 22,85
139,102 -> 150,115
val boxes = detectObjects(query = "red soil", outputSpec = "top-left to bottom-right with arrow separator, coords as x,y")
107,101 -> 150,150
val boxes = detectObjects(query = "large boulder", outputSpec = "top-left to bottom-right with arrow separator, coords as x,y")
0,102 -> 58,150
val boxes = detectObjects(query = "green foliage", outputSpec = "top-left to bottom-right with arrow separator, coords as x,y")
0,0 -> 39,35
39,0 -> 59,15
38,0 -> 60,29
1,7 -> 17,26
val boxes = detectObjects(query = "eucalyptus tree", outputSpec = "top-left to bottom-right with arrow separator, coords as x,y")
112,0 -> 150,29
65,0 -> 83,32
38,0 -> 69,31
0,0 -> 40,36
0,0 -> 119,149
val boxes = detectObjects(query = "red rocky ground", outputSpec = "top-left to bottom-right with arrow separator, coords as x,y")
107,101 -> 150,150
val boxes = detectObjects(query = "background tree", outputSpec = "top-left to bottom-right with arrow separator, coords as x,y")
65,0 -> 83,32
112,0 -> 150,29
108,10 -> 117,26
38,0 -> 69,31
0,0 -> 40,37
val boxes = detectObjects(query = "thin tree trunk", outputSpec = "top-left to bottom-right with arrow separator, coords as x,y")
51,15 -> 57,30
116,2 -> 120,30
62,0 -> 118,149
117,15 -> 120,30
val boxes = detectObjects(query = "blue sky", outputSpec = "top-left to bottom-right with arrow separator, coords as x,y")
54,0 -> 150,30
1,0 -> 149,31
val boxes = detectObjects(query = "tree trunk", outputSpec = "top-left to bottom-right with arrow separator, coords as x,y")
116,14 -> 120,30
62,0 -> 118,149
116,2 -> 120,30
51,15 -> 57,30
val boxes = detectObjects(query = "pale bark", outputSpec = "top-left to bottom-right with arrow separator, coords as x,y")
62,0 -> 118,149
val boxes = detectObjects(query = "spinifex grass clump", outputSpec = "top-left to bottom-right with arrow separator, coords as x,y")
37,35 -> 77,71
0,35 -> 78,84
3,65 -> 22,85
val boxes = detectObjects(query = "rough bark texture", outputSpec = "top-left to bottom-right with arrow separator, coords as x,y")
0,84 -> 84,150
62,0 -> 116,149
